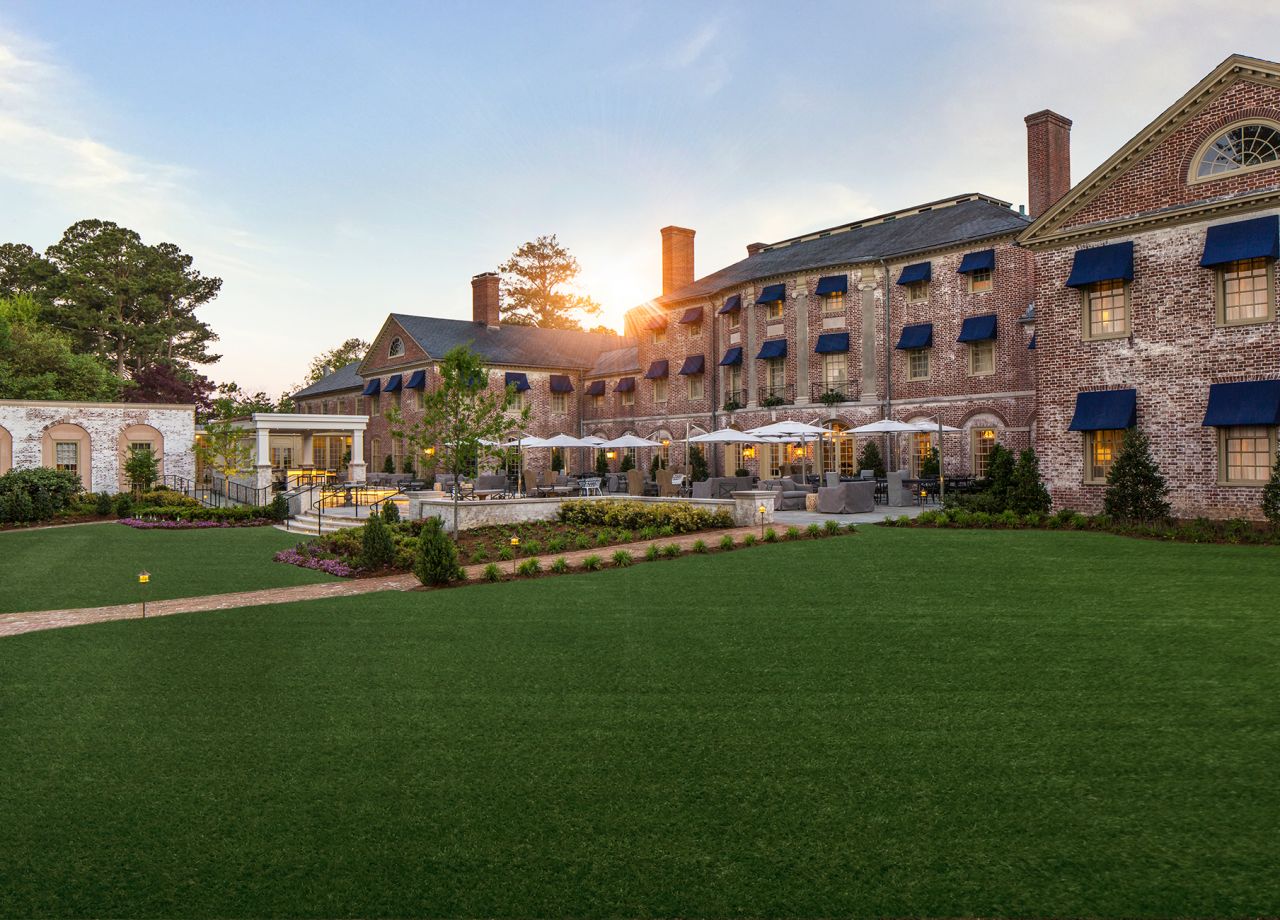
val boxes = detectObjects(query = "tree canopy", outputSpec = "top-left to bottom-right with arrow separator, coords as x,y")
305,337 -> 370,384
0,295 -> 123,402
498,235 -> 602,330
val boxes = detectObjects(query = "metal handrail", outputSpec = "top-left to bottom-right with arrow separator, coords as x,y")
757,383 -> 794,406
811,379 -> 859,404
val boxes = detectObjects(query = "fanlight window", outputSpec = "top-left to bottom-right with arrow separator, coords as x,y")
388,336 -> 405,357
1195,122 -> 1280,179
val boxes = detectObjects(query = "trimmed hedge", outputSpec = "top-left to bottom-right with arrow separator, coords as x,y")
557,499 -> 734,534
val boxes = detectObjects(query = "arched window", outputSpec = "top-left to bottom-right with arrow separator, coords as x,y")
42,422 -> 92,490
119,424 -> 165,491
1193,121 -> 1280,180
388,336 -> 405,358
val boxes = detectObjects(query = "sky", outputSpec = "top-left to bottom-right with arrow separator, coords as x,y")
2,1 -> 1278,394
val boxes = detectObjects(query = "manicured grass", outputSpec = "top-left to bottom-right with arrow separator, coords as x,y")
2,528 -> 1279,917
0,524 -> 334,613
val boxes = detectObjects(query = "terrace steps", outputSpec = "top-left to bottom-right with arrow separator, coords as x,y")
280,510 -> 368,535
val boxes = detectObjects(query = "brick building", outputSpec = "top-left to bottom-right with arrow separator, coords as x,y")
296,53 -> 1280,517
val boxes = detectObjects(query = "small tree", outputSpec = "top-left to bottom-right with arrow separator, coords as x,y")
919,447 -> 940,478
382,454 -> 395,474
857,440 -> 885,478
551,447 -> 564,473
194,419 -> 254,485
401,452 -> 415,475
1103,428 -> 1171,522
124,446 -> 158,494
268,493 -> 290,522
649,453 -> 661,480
388,344 -> 528,536
1263,450 -> 1280,528
689,444 -> 710,482
595,449 -> 609,479
382,500 -> 400,524
619,451 -> 635,473
414,516 -> 462,586
361,512 -> 395,569
1008,448 -> 1051,515
986,443 -> 1016,510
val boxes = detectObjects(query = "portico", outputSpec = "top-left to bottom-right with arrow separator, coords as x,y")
233,413 -> 369,490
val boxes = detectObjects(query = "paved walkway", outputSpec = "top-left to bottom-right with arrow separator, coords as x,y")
0,524 -> 802,639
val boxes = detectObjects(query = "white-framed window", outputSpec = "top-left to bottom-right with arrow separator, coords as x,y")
591,393 -> 604,410
971,428 -> 997,477
389,336 -> 405,357
907,281 -> 928,302
968,340 -> 995,376
765,358 -> 786,400
1219,425 -> 1276,484
1219,257 -> 1273,325
907,349 -> 930,381
728,309 -> 740,331
766,300 -> 784,321
551,392 -> 567,413
1084,429 -> 1125,483
653,378 -> 668,403
1193,121 -> 1280,181
968,268 -> 993,293
1085,279 -> 1129,338
821,352 -> 844,392
621,388 -> 635,407
54,441 -> 79,474
687,374 -> 704,401
725,364 -> 742,404
653,327 -> 666,345
823,291 -> 845,314
689,320 -> 702,338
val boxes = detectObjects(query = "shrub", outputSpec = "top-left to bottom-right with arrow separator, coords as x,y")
381,500 -> 400,524
595,450 -> 609,479
856,440 -> 886,479
996,509 -> 1020,527
657,524 -> 675,538
498,545 -> 514,561
823,519 -> 841,535
0,468 -> 82,523
574,534 -> 592,550
638,526 -> 658,541
1262,449 -> 1280,527
382,454 -> 395,474
557,499 -> 734,535
741,533 -> 757,546
595,529 -> 612,546
124,446 -> 158,493
661,542 -> 681,558
522,539 -> 542,557
919,446 -> 940,478
95,491 -> 114,516
688,445 -> 709,483
691,539 -> 708,554
1008,449 -> 1052,515
470,546 -> 488,563
611,549 -> 633,567
805,523 -> 822,539
1103,429 -> 1171,522
546,535 -> 567,553
846,523 -> 859,533
482,563 -> 502,583
580,554 -> 603,571
516,558 -> 541,577
114,493 -> 133,518
784,526 -> 802,541
414,516 -> 461,586
361,512 -> 396,569
644,544 -> 661,562
2,489 -> 35,524
268,493 -> 290,522
763,527 -> 778,543
719,534 -> 735,551
985,444 -> 1015,510
549,556 -> 570,574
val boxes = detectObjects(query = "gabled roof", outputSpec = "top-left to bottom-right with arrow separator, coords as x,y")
652,194 -> 1030,306
586,345 -> 640,377
388,314 -> 620,371
293,361 -> 364,399
1020,54 -> 1280,248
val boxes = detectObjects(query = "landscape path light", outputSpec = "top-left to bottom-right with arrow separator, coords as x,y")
758,503 -> 767,539
137,570 -> 150,619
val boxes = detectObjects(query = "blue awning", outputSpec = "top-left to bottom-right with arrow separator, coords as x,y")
678,306 -> 703,324
504,371 -> 530,392
1069,389 -> 1137,431
1066,241 -> 1134,288
679,354 -> 705,375
383,373 -> 403,393
585,380 -> 606,396
1202,379 -> 1280,427
719,347 -> 743,366
1028,333 -> 1037,350
957,314 -> 997,342
814,333 -> 849,354
644,360 -> 669,379
718,294 -> 742,314
404,369 -> 426,389
615,377 -> 635,393
896,262 -> 931,285
896,323 -> 933,350
756,283 -> 786,304
957,249 -> 995,274
815,275 -> 848,296
549,374 -> 573,393
757,339 -> 787,360
1200,215 -> 1280,267
361,379 -> 381,396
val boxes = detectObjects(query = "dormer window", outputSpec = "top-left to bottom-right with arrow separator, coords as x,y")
1193,121 -> 1280,181
388,336 -> 405,357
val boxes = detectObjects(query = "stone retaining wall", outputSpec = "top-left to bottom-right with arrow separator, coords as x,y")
409,492 -> 772,533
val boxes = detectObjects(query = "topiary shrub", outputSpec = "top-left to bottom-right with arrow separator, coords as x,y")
381,500 -> 400,524
383,454 -> 395,474
361,511 -> 396,570
688,445 -> 709,483
1008,449 -> 1051,515
856,440 -> 886,479
268,493 -> 290,522
95,491 -> 114,516
1103,428 -> 1171,523
414,516 -> 461,585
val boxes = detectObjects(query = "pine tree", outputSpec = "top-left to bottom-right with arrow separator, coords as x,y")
414,516 -> 462,586
361,512 -> 395,570
595,449 -> 609,479
1261,449 -> 1280,527
1008,448 -> 1052,515
1103,428 -> 1171,522
689,444 -> 710,482
985,443 -> 1016,510
857,440 -> 885,478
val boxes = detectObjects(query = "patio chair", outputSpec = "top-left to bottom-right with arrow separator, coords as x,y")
766,479 -> 809,511
817,480 -> 876,514
657,468 -> 678,497
691,479 -> 711,499
670,473 -> 686,496
578,476 -> 603,496
626,469 -> 644,496
472,473 -> 507,500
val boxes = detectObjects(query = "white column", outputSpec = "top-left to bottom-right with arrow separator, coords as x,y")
300,432 -> 314,466
347,428 -> 367,482
253,426 -> 273,491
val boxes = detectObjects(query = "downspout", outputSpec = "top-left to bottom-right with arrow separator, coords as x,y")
879,258 -> 894,471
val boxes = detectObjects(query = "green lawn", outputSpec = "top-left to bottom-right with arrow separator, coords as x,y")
2,528 -> 1278,918
0,524 -> 333,613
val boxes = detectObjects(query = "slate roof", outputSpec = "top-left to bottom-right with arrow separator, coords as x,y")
586,345 -> 641,377
293,361 -> 364,399
655,194 -> 1032,306
390,314 -> 619,370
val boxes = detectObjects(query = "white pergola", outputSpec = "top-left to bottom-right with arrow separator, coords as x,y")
229,413 -> 370,488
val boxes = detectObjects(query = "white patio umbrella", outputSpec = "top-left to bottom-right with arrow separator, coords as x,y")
539,433 -> 597,448
907,419 -> 962,432
598,434 -> 662,448
748,420 -> 832,484
848,419 -> 921,478
500,435 -> 549,495
688,428 -> 766,444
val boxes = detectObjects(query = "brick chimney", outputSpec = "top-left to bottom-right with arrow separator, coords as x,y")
660,226 -> 695,296
746,242 -> 766,257
472,272 -> 500,328
1025,110 -> 1072,219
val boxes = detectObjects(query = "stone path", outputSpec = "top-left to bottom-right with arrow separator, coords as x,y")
0,524 -> 807,638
